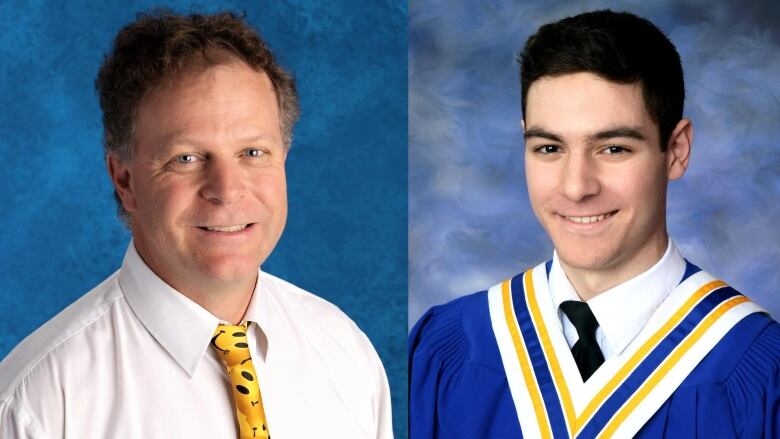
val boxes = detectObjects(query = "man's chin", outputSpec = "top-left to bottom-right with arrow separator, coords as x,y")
190,256 -> 262,284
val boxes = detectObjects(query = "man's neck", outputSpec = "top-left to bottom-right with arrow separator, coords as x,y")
177,277 -> 256,324
560,236 -> 669,301
133,247 -> 257,324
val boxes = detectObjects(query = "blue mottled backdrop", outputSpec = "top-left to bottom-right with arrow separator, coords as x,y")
410,0 -> 780,329
0,1 -> 407,436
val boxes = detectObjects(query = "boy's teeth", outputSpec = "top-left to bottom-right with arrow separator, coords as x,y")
205,224 -> 247,232
566,213 -> 609,224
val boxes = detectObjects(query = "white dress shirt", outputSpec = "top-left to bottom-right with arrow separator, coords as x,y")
549,239 -> 686,359
0,243 -> 393,438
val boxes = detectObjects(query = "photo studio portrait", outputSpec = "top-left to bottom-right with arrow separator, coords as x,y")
409,0 -> 779,437
0,2 -> 407,438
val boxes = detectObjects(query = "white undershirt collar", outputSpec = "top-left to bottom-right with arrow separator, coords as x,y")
549,239 -> 686,357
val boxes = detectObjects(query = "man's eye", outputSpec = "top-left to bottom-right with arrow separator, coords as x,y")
245,148 -> 266,158
175,154 -> 198,163
535,145 -> 561,154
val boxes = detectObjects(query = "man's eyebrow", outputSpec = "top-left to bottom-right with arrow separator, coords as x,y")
588,127 -> 645,142
149,131 -> 193,160
235,134 -> 276,144
524,127 -> 562,142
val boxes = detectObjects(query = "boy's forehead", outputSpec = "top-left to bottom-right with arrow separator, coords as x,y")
524,72 -> 656,139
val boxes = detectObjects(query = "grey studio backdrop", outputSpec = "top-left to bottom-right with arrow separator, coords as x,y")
0,1 -> 407,437
409,0 -> 780,329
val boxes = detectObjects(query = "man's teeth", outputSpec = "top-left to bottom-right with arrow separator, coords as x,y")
205,224 -> 248,232
565,212 -> 613,224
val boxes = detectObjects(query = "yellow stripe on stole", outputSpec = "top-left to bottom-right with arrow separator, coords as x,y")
524,271 -> 577,434
502,279 -> 553,439
575,280 -> 727,433
598,295 -> 748,438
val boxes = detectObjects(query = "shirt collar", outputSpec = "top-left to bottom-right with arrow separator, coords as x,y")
242,273 -> 271,361
549,239 -> 686,355
118,241 -> 220,378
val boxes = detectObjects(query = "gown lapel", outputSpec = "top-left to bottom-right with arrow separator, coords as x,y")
488,262 -> 764,438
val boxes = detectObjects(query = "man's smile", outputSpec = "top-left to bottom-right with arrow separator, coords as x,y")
198,223 -> 253,232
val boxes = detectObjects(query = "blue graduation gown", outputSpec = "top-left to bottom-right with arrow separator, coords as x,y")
409,290 -> 780,438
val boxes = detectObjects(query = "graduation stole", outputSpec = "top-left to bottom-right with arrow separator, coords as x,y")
487,262 -> 763,438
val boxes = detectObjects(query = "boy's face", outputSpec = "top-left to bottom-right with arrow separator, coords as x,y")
524,72 -> 684,276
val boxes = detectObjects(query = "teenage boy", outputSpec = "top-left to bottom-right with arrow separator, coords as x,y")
410,10 -> 779,438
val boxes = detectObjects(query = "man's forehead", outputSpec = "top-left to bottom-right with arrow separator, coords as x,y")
132,63 -> 282,158
146,61 -> 274,105
157,129 -> 278,148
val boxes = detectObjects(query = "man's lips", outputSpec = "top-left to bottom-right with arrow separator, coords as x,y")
558,210 -> 618,224
195,223 -> 256,233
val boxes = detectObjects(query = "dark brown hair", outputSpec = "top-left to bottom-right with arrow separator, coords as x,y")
519,10 -> 684,150
96,9 -> 300,162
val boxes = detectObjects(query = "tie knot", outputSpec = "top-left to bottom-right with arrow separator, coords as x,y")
559,300 -> 600,344
211,322 -> 251,367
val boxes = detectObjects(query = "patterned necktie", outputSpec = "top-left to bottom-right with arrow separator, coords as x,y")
211,322 -> 270,439
559,300 -> 605,381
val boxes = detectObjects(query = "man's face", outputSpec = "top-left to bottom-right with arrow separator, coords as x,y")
110,61 -> 287,290
524,72 -> 681,274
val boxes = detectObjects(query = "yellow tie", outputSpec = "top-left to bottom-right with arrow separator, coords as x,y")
211,322 -> 270,439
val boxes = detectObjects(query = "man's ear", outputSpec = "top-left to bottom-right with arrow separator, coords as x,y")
106,153 -> 138,213
665,118 -> 693,181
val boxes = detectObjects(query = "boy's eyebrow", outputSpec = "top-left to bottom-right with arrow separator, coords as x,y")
588,126 -> 645,142
523,126 -> 646,143
523,127 -> 562,142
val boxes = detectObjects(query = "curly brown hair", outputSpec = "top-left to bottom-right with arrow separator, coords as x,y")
96,9 -> 300,162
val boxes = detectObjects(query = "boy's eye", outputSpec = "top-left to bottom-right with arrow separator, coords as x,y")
535,145 -> 561,154
603,145 -> 628,154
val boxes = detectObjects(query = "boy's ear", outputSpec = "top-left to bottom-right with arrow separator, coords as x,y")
666,118 -> 693,181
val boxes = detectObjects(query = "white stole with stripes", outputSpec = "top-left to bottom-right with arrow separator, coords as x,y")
487,263 -> 763,438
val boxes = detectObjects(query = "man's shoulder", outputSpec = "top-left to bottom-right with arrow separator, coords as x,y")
0,270 -> 124,403
260,271 -> 353,324
259,271 -> 376,354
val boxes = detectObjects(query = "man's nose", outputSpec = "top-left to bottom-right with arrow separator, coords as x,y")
560,153 -> 600,202
200,159 -> 245,205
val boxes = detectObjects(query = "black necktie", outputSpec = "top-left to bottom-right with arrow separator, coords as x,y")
559,300 -> 605,381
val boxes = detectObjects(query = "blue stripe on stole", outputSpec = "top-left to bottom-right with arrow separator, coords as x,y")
510,273 -> 570,438
577,286 -> 741,437
680,260 -> 702,285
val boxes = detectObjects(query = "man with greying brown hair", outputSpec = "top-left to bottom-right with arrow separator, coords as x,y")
0,10 -> 392,438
